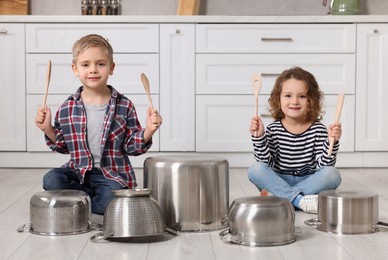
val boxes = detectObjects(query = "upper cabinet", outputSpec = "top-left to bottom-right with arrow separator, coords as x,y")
0,24 -> 26,151
356,24 -> 388,151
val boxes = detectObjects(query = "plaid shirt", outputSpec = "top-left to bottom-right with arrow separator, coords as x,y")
46,86 -> 152,188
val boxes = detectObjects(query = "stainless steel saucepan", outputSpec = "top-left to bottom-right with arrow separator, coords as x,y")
305,190 -> 388,234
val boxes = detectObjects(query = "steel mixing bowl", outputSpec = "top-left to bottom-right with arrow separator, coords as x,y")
220,196 -> 295,246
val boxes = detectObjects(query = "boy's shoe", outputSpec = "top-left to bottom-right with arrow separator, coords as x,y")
299,195 -> 318,214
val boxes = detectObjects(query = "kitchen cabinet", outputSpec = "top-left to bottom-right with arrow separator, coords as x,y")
0,24 -> 26,151
195,24 -> 356,152
356,24 -> 388,151
0,17 -> 387,168
159,24 -> 195,151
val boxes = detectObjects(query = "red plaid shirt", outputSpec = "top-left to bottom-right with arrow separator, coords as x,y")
46,86 -> 151,188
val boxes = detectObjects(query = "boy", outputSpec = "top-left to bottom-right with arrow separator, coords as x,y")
35,34 -> 162,215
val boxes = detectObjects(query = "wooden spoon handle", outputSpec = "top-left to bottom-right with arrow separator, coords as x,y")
328,93 -> 345,156
140,73 -> 154,111
252,74 -> 262,136
42,60 -> 52,108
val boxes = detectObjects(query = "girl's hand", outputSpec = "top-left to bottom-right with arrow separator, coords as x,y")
144,107 -> 162,142
35,106 -> 52,132
250,115 -> 265,137
328,122 -> 342,142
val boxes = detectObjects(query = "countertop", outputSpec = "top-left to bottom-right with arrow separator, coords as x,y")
1,15 -> 388,23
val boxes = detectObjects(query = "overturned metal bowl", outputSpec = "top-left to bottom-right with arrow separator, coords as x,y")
91,189 -> 172,242
18,190 -> 92,236
220,196 -> 295,246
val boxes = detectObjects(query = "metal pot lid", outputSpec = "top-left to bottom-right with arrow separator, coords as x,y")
319,190 -> 378,199
112,188 -> 152,197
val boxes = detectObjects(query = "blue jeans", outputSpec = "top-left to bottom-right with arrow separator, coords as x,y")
43,167 -> 124,215
247,161 -> 341,202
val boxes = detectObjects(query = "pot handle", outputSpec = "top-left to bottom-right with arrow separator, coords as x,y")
304,218 -> 321,227
219,229 -> 242,244
376,221 -> 388,229
16,223 -> 30,233
90,231 -> 112,243
89,222 -> 103,231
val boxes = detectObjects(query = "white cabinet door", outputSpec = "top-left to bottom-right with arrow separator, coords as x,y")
27,94 -> 159,152
0,24 -> 26,151
356,24 -> 388,151
196,95 -> 354,152
160,24 -> 195,151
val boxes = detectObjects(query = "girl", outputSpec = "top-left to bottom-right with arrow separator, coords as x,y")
248,67 -> 342,213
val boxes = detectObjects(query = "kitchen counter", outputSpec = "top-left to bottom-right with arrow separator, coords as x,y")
1,15 -> 388,23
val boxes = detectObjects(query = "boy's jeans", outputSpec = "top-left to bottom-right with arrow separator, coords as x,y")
247,161 -> 342,202
43,167 -> 124,215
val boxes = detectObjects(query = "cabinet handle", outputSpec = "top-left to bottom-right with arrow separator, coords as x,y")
261,73 -> 280,78
373,29 -> 379,34
0,29 -> 7,33
261,37 -> 293,42
176,29 -> 181,34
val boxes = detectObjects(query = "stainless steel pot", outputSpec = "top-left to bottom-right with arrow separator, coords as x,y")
91,189 -> 177,242
220,196 -> 296,246
17,190 -> 92,236
305,190 -> 388,234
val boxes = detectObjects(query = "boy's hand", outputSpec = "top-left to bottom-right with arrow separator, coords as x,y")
144,107 -> 162,143
250,115 -> 265,137
35,106 -> 52,132
328,122 -> 342,142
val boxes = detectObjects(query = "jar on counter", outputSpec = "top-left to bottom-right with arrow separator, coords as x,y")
91,0 -> 99,15
110,0 -> 120,15
100,0 -> 108,15
81,0 -> 90,15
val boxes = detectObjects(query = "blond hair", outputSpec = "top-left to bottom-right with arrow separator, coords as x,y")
72,34 -> 114,64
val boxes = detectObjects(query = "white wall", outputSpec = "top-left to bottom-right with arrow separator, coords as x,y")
31,0 -> 388,16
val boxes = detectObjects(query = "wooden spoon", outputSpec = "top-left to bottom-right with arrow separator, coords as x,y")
252,74 -> 262,136
140,73 -> 155,111
328,93 -> 345,156
42,60 -> 52,108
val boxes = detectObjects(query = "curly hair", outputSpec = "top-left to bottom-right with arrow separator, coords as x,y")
268,66 -> 324,121
72,34 -> 114,65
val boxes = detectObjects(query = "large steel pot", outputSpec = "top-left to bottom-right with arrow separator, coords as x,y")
305,190 -> 388,234
91,189 -> 177,242
17,190 -> 92,236
143,155 -> 229,232
220,196 -> 296,246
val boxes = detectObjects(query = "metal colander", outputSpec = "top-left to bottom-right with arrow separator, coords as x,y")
91,189 -> 166,242
18,190 -> 92,236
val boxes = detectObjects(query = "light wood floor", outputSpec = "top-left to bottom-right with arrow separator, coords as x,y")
1,167 -> 388,260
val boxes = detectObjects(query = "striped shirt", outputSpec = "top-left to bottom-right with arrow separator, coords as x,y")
45,86 -> 152,188
252,120 -> 339,176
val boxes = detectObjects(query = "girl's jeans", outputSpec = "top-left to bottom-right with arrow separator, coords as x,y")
43,167 -> 124,215
247,161 -> 342,202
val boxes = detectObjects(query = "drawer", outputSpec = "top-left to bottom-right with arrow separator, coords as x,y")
196,54 -> 355,95
27,94 -> 159,152
196,24 -> 355,53
26,24 -> 159,53
26,53 -> 159,95
196,95 -> 354,152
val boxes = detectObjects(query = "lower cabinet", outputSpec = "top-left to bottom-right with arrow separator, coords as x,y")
356,24 -> 388,151
0,24 -> 26,151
